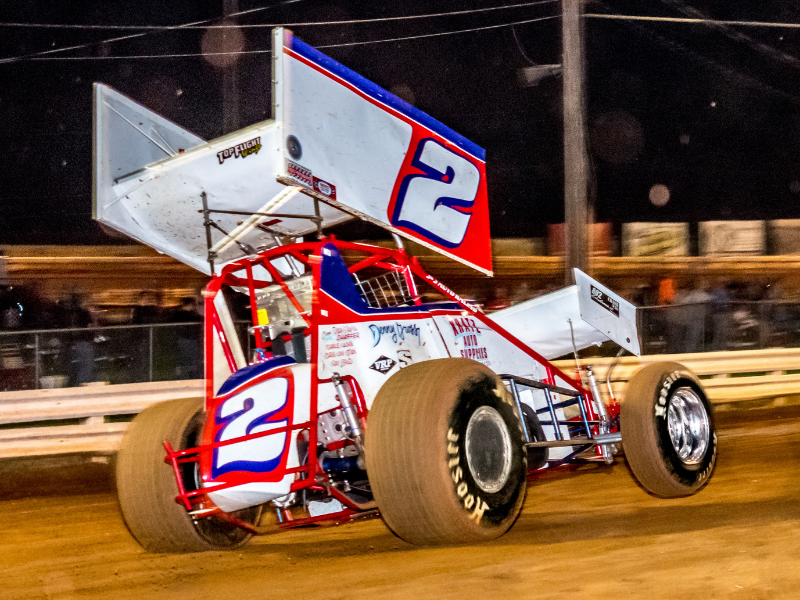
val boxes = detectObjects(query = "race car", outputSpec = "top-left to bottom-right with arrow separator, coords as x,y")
94,29 -> 717,552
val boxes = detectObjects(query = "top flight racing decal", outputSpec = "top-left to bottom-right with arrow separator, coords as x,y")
217,137 -> 262,164
286,160 -> 337,200
590,285 -> 620,317
369,355 -> 396,375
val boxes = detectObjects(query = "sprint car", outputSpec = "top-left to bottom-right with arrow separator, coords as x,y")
95,28 -> 717,551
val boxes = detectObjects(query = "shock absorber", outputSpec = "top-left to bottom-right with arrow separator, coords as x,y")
331,373 -> 366,469
585,365 -> 613,464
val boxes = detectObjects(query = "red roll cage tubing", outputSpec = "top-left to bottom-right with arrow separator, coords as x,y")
204,236 -> 594,411
187,237 -> 603,505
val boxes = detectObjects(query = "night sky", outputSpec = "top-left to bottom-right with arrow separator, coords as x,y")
2,0 -> 800,244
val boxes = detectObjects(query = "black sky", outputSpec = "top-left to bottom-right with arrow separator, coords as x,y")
2,0 -> 800,244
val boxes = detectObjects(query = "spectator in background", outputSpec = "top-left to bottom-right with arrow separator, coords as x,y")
659,276 -> 685,354
658,276 -> 676,306
485,286 -> 511,312
62,294 -> 96,385
131,290 -> 163,325
709,280 -> 731,351
171,296 -> 203,379
130,291 -> 164,382
675,280 -> 711,353
0,247 -> 8,285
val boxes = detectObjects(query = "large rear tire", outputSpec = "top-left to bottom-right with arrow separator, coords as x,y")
116,397 -> 258,552
621,362 -> 717,497
365,358 -> 527,545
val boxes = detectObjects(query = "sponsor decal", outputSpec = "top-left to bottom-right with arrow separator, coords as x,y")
369,355 -> 396,375
313,176 -> 337,200
397,349 -> 412,368
217,137 -> 262,165
448,316 -> 481,339
321,325 -> 360,366
449,316 -> 488,361
447,428 -> 489,523
287,160 -> 313,187
590,285 -> 620,317
460,346 -> 488,360
286,161 -> 337,200
424,275 -> 479,314
369,322 -> 421,347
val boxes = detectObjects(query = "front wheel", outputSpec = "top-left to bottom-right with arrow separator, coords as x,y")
116,397 -> 259,552
621,362 -> 717,497
365,358 -> 527,545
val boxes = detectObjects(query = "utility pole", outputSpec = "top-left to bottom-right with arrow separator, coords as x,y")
222,0 -> 240,133
562,0 -> 589,285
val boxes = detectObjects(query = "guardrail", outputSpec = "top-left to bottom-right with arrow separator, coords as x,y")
2,348 -> 800,459
0,380 -> 203,459
553,347 -> 800,404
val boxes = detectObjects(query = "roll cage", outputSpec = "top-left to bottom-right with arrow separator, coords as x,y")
164,238 -> 618,531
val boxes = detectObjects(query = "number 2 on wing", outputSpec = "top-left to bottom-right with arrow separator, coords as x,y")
392,138 -> 480,248
212,378 -> 289,477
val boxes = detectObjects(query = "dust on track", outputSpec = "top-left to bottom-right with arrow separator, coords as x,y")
2,408 -> 800,600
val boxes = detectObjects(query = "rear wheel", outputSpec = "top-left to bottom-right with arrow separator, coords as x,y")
365,358 -> 527,545
116,397 -> 259,552
621,362 -> 717,497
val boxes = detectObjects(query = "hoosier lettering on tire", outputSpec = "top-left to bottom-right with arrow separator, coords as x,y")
621,361 -> 717,498
365,358 -> 527,545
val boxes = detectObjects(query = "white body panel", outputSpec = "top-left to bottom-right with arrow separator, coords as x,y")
490,269 -> 642,359
206,363 -> 312,512
316,315 -> 450,409
278,35 -> 414,223
94,85 -> 351,275
574,269 -> 641,356
489,286 -> 608,360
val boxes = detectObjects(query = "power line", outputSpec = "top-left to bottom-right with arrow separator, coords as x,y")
317,15 -> 560,49
0,1 -> 558,30
654,0 -> 800,73
587,13 -> 800,29
0,0 -> 303,65
14,15 -> 561,60
592,5 -> 800,106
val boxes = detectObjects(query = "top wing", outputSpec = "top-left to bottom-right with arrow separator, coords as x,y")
93,28 -> 492,276
275,29 -> 492,275
93,84 -> 351,276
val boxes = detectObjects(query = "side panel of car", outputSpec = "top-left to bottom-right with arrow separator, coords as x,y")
200,361 -> 312,512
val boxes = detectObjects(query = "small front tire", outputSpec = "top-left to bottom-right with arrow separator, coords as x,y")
116,397 -> 259,553
621,362 -> 717,497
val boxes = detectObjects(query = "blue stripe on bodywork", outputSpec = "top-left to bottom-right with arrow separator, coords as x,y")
216,355 -> 296,397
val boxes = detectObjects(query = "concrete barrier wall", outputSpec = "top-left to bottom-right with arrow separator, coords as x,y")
3,348 -> 800,459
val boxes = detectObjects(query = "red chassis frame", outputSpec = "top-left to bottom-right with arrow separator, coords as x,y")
163,237 -> 620,531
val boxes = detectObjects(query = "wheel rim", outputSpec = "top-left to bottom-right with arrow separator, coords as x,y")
465,406 -> 512,494
666,387 -> 710,465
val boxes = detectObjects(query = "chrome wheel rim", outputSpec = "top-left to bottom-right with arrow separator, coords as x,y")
465,406 -> 512,494
667,387 -> 710,465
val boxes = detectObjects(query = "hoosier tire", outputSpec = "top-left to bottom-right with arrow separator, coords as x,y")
621,361 -> 717,498
116,396 -> 257,553
365,358 -> 527,545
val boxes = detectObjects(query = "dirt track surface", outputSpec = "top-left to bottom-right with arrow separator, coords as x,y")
2,408 -> 800,600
